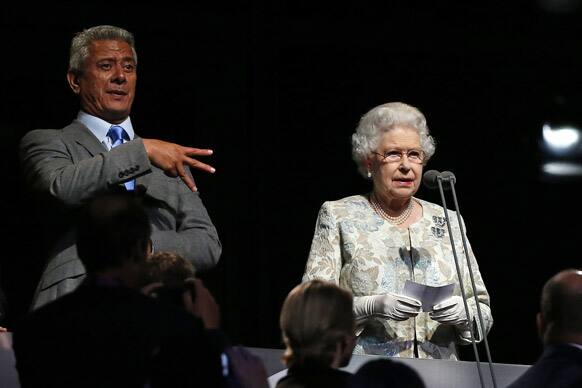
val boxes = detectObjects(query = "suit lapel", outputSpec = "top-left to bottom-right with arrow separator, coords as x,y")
61,121 -> 153,193
62,120 -> 108,157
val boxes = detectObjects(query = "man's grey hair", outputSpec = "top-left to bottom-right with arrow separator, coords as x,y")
351,102 -> 436,178
69,25 -> 137,75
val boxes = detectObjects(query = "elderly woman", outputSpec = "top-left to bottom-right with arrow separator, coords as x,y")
303,102 -> 492,359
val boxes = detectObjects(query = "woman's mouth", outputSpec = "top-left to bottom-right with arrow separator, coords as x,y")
394,178 -> 414,187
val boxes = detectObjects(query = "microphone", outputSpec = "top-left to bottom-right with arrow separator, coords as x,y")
440,170 -> 456,184
423,169 -> 498,388
422,170 -> 455,190
422,170 -> 441,189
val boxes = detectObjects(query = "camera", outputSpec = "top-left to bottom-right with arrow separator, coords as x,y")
149,282 -> 197,310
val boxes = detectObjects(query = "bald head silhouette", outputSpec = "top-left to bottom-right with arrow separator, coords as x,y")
537,269 -> 582,345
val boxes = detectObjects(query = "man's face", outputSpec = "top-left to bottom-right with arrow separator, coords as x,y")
67,39 -> 137,123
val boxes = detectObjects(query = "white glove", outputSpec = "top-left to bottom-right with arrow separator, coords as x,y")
353,292 -> 422,321
429,295 -> 469,326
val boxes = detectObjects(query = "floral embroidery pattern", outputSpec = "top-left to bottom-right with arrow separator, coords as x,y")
431,226 -> 445,238
303,194 -> 493,359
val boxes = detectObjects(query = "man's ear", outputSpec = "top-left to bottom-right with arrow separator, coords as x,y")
536,312 -> 546,340
66,71 -> 81,94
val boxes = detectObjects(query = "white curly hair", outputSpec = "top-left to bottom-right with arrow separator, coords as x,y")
351,102 -> 436,178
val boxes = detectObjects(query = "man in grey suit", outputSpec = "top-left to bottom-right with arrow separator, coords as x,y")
19,25 -> 221,309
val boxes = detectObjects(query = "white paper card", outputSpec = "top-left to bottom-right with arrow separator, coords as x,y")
403,280 -> 454,312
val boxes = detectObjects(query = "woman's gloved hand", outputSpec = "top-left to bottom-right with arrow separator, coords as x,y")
354,292 -> 422,321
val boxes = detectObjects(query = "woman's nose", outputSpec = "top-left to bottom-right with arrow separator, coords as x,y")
399,159 -> 412,171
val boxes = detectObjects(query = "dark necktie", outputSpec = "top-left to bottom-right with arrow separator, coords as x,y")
107,125 -> 135,191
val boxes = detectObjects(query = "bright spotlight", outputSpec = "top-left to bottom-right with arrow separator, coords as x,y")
542,161 -> 582,176
542,123 -> 580,150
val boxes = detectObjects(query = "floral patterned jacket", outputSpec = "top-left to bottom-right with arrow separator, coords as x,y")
302,194 -> 492,359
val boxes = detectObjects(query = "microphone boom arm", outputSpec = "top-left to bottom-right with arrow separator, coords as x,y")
448,177 -> 498,388
436,175 -> 487,388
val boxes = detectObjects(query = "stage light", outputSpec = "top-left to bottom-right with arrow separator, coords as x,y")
542,161 -> 582,176
539,122 -> 582,179
542,123 -> 580,151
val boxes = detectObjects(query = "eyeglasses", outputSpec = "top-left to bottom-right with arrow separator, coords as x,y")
372,149 -> 425,164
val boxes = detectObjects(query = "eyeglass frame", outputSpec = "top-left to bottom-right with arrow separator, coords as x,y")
371,149 -> 425,164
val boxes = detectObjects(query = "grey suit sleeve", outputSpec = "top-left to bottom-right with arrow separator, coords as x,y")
20,127 -> 221,270
19,128 -> 150,206
148,169 -> 222,270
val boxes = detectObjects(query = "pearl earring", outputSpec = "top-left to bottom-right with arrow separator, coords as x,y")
367,170 -> 372,178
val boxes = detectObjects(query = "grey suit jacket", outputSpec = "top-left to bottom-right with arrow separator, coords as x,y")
20,120 -> 222,309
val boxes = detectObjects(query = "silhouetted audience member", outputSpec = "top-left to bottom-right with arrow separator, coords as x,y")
348,358 -> 426,388
276,279 -> 356,388
508,268 -> 582,388
143,251 -> 197,283
140,251 -> 221,329
12,192 -> 225,388
141,251 -> 269,388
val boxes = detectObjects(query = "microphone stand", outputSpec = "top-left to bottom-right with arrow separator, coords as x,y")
447,175 -> 498,388
436,175 -> 486,388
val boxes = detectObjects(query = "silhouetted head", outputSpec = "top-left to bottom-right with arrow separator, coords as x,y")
140,251 -> 196,288
537,268 -> 582,345
280,279 -> 355,369
76,192 -> 151,274
349,358 -> 426,388
139,251 -> 198,312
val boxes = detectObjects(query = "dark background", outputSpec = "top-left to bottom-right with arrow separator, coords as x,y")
2,1 -> 582,366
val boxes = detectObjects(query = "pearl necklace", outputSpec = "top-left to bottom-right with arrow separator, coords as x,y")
370,193 -> 415,225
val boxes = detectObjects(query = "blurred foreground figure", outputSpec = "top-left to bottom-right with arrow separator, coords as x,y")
276,279 -> 356,388
349,358 -> 425,388
13,192 -> 224,388
507,269 -> 582,388
141,251 -> 269,388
